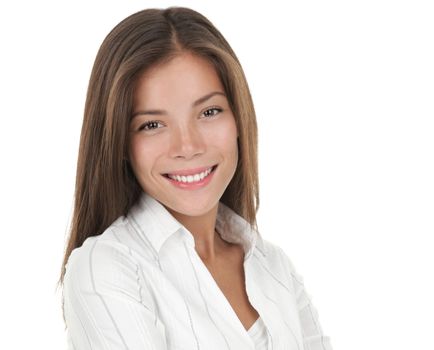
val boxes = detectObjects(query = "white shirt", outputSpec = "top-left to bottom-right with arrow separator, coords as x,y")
247,316 -> 268,349
63,192 -> 332,350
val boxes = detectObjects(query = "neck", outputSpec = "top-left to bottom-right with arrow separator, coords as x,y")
166,203 -> 228,262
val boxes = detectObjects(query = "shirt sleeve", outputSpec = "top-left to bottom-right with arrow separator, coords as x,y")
62,238 -> 168,350
278,247 -> 333,350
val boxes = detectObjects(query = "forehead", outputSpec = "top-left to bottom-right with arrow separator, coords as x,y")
133,53 -> 224,107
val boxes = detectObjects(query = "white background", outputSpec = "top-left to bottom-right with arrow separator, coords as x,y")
0,0 -> 433,349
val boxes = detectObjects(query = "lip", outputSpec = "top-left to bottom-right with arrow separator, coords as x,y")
163,164 -> 217,176
163,164 -> 218,190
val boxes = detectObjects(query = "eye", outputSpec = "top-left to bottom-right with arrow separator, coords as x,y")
138,120 -> 163,131
202,107 -> 222,118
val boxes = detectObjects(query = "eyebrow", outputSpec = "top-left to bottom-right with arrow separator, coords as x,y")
132,91 -> 226,118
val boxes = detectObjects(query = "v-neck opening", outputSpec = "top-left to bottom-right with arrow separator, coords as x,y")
186,240 -> 265,341
247,316 -> 261,332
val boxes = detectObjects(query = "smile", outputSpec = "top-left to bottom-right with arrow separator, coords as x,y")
163,164 -> 218,188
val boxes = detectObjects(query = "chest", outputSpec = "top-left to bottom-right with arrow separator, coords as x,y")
202,247 -> 260,331
153,241 -> 304,349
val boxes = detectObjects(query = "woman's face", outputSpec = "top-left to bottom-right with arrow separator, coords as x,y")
129,52 -> 238,217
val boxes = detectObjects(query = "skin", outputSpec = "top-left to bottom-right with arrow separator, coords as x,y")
128,52 -> 259,330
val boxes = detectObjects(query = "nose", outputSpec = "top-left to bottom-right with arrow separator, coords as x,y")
168,124 -> 206,160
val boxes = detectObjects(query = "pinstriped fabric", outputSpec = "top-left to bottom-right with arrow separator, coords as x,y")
262,293 -> 302,350
89,240 -> 130,349
182,293 -> 200,350
253,253 -> 302,350
65,290 -> 92,349
63,192 -> 333,349
183,241 -> 231,349
255,256 -> 294,295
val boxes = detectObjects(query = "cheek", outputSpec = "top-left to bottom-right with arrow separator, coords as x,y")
129,136 -> 166,175
221,119 -> 239,160
204,116 -> 238,148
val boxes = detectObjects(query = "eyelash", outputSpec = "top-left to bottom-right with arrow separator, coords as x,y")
137,106 -> 223,131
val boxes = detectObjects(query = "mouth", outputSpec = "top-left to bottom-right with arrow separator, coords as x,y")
162,164 -> 218,184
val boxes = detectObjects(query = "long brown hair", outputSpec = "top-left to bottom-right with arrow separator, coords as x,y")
59,6 -> 259,285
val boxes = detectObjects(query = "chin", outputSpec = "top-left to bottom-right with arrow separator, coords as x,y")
165,196 -> 219,218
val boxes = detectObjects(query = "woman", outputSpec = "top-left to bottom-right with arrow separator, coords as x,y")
59,6 -> 332,350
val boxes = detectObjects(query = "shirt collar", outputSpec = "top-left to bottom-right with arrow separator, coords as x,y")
128,191 -> 267,260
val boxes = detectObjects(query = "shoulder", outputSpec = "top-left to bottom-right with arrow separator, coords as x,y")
260,238 -> 294,266
257,238 -> 303,284
63,229 -> 138,295
63,215 -> 153,296
67,214 -> 156,273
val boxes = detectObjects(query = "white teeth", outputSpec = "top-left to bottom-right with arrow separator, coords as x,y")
168,167 -> 213,183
